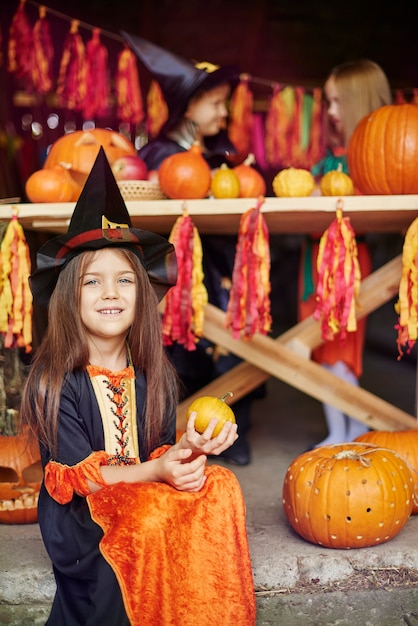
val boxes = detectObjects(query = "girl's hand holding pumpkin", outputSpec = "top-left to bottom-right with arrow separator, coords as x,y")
154,445 -> 208,493
179,411 -> 238,459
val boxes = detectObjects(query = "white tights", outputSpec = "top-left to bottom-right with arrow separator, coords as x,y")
315,360 -> 369,447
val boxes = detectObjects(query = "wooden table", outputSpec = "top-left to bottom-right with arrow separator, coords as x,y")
3,195 -> 418,432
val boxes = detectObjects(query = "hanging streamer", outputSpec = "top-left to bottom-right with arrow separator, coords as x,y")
32,5 -> 54,94
0,209 -> 32,353
83,29 -> 110,119
225,197 -> 271,340
395,217 -> 418,359
115,46 -> 145,125
314,199 -> 361,343
56,20 -> 86,110
162,210 -> 207,351
146,80 -> 169,139
228,75 -> 254,162
7,0 -> 33,84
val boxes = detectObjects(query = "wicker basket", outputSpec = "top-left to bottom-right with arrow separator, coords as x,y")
117,180 -> 166,201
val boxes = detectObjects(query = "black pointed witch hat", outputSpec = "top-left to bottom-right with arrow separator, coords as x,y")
121,31 -> 239,125
30,147 -> 177,307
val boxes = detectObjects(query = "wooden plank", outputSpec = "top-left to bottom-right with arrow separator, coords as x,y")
4,196 -> 418,235
177,255 -> 403,427
177,302 -> 416,432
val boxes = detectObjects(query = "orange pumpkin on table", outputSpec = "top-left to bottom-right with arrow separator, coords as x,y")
233,154 -> 266,198
158,142 -> 211,199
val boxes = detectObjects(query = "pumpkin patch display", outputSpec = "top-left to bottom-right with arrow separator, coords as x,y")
319,164 -> 354,196
233,154 -> 266,198
25,164 -> 82,202
355,430 -> 418,514
211,164 -> 240,198
282,443 -> 414,549
158,142 -> 211,199
44,128 -> 137,188
0,431 -> 43,524
347,103 -> 418,195
272,167 -> 315,197
188,392 -> 236,438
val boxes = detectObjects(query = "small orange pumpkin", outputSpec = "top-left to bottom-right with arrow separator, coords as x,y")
25,164 -> 82,202
211,164 -> 240,198
347,103 -> 418,194
233,154 -> 266,198
0,431 -> 43,524
319,163 -> 354,196
187,392 -> 236,438
282,442 -> 414,549
355,430 -> 418,514
158,143 -> 211,199
44,128 -> 137,188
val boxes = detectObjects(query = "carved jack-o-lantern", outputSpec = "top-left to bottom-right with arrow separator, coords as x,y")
0,431 -> 43,524
44,128 -> 137,189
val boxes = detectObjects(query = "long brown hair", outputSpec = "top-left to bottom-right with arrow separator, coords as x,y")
325,59 -> 392,148
20,248 -> 178,457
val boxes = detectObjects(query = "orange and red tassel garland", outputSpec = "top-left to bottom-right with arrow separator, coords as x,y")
32,6 -> 54,95
115,46 -> 145,125
395,217 -> 418,359
8,0 -> 33,84
162,210 -> 207,351
56,20 -> 86,111
225,198 -> 271,340
0,210 -> 32,353
306,87 -> 325,169
314,200 -> 361,343
83,29 -> 110,119
228,75 -> 254,162
147,80 -> 169,139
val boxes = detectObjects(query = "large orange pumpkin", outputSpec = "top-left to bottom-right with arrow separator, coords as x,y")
282,442 -> 414,549
0,431 -> 43,524
158,143 -> 211,199
347,103 -> 418,194
355,429 -> 418,514
44,128 -> 137,188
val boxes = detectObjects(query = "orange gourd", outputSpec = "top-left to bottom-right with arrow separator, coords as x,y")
44,128 -> 137,188
319,163 -> 354,196
25,164 -> 82,202
211,164 -> 240,198
347,103 -> 418,194
272,167 -> 315,197
0,431 -> 43,524
355,430 -> 418,514
187,392 -> 236,438
233,154 -> 266,198
158,143 -> 211,199
282,443 -> 414,549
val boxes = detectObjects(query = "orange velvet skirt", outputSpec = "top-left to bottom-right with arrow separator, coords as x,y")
87,463 -> 256,626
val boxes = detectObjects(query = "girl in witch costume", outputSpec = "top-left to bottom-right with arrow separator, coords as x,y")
299,60 -> 392,447
122,32 -> 259,466
20,149 -> 256,626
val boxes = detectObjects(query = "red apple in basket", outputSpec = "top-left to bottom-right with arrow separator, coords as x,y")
112,155 -> 148,181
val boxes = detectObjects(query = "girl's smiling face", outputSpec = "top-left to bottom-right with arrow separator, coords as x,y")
185,83 -> 230,137
79,248 -> 137,346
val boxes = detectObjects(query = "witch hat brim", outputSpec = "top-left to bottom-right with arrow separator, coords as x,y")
121,31 -> 239,123
30,147 -> 177,307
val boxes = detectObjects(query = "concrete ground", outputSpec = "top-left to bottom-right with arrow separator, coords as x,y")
1,276 -> 418,625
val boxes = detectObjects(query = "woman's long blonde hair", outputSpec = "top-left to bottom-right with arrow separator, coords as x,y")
326,59 -> 392,147
20,248 -> 178,458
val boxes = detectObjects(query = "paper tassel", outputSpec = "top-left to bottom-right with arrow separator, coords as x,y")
225,198 -> 271,340
265,85 -> 295,169
115,46 -> 145,125
228,75 -> 254,162
0,210 -> 32,353
83,29 -> 110,119
162,210 -> 207,351
7,0 -> 33,83
306,87 -> 324,168
147,80 -> 169,139
314,200 -> 361,343
56,20 -> 87,110
289,86 -> 304,167
32,6 -> 54,95
395,217 -> 418,358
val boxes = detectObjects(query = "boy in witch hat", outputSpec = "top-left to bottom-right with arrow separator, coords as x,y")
122,32 -> 262,465
20,148 -> 255,625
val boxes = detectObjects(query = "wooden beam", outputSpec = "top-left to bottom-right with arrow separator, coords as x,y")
177,255 -> 412,431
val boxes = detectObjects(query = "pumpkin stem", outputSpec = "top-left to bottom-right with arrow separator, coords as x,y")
243,153 -> 255,166
220,391 -> 234,403
337,163 -> 343,173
